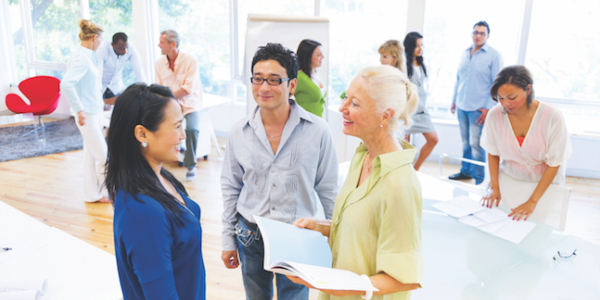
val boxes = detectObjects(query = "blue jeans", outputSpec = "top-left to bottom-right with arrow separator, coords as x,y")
457,108 -> 486,184
235,219 -> 309,300
183,111 -> 200,169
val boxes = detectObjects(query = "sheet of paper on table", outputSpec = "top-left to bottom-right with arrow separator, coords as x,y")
433,196 -> 536,244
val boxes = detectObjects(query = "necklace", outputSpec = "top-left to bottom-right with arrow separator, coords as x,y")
266,132 -> 282,139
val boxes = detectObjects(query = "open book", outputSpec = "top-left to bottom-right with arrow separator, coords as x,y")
254,216 -> 378,292
432,196 -> 536,244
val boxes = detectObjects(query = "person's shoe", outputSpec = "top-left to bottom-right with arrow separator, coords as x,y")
186,167 -> 196,181
448,172 -> 472,180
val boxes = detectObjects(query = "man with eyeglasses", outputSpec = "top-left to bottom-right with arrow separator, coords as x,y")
220,43 -> 338,300
449,20 -> 503,185
155,29 -> 203,181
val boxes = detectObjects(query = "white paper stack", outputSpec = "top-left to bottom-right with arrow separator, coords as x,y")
433,196 -> 536,244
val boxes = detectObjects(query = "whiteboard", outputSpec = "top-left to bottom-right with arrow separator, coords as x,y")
243,14 -> 330,118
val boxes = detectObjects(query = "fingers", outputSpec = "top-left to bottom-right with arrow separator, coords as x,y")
221,251 -> 239,269
293,218 -> 307,227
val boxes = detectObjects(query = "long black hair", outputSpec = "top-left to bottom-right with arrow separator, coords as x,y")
403,32 -> 427,79
296,39 -> 322,79
105,83 -> 188,226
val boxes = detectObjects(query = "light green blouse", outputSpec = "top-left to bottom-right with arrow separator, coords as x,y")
295,70 -> 326,117
319,141 -> 424,300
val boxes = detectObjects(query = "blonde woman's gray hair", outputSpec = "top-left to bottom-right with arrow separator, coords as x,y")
355,65 -> 419,135
161,29 -> 180,47
78,19 -> 103,41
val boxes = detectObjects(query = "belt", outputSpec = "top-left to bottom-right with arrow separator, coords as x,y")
239,214 -> 258,231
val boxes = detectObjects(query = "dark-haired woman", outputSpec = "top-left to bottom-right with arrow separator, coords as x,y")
295,39 -> 326,117
106,84 -> 206,299
481,65 -> 571,220
403,32 -> 438,171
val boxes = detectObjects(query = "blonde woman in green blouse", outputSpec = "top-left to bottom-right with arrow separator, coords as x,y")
289,65 -> 424,300
295,39 -> 327,117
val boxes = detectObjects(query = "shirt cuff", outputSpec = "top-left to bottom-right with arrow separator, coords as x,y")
222,234 -> 237,251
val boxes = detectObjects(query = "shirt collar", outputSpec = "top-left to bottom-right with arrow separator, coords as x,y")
247,98 -> 313,129
468,43 -> 489,53
77,45 -> 97,63
164,51 -> 181,67
355,139 -> 417,179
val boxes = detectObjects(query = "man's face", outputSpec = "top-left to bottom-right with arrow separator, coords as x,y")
112,40 -> 128,56
158,34 -> 174,55
472,25 -> 489,48
251,59 -> 296,111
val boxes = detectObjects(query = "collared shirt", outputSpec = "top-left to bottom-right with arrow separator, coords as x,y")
452,43 -> 503,111
220,100 -> 339,251
60,45 -> 103,114
155,51 -> 203,115
320,141 -> 423,300
96,40 -> 146,94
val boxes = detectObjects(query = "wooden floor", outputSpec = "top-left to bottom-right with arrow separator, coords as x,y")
1,135 -> 599,299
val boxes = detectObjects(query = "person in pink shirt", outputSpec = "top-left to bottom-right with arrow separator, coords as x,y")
155,29 -> 204,181
480,65 -> 572,221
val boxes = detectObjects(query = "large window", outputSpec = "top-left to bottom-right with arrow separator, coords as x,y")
322,0 -> 408,105
525,0 -> 600,103
422,0 -> 525,118
158,0 -> 230,98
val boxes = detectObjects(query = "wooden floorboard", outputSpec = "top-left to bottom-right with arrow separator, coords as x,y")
1,136 -> 599,299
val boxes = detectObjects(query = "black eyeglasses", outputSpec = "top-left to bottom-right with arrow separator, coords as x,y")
250,76 -> 290,86
472,31 -> 487,37
553,249 -> 577,260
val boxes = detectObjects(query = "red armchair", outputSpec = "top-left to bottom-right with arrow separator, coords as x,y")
6,75 -> 61,118
5,76 -> 61,148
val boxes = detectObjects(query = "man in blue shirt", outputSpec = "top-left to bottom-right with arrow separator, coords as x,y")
220,43 -> 338,300
450,21 -> 503,184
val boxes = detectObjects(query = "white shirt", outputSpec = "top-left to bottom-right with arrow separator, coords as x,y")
96,40 -> 146,94
481,101 -> 572,185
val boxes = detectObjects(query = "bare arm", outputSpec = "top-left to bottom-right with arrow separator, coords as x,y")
481,154 -> 501,208
293,218 -> 331,237
173,88 -> 190,100
286,272 -> 420,297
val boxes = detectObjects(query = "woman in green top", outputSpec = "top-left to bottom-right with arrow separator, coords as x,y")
289,65 -> 424,300
295,39 -> 326,117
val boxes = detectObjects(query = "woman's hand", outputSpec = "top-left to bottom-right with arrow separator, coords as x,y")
285,276 -> 364,297
293,218 -> 331,237
293,218 -> 318,231
77,111 -> 86,126
481,187 -> 501,208
508,200 -> 538,221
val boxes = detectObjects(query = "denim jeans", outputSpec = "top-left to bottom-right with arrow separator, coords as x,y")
183,111 -> 200,169
235,219 -> 309,300
457,108 -> 486,184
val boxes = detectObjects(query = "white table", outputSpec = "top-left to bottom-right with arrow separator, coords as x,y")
0,201 -> 122,299
413,172 -> 600,300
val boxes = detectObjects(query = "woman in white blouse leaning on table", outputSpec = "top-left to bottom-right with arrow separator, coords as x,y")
60,19 -> 110,203
480,65 -> 572,220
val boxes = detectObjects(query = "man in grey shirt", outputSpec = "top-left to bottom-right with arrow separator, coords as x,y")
221,43 -> 338,300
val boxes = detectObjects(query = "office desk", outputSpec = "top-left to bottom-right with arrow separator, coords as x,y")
413,172 -> 600,300
0,201 -> 122,299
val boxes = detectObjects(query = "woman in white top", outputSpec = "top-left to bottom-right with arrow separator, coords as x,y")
60,19 -> 110,203
480,65 -> 572,220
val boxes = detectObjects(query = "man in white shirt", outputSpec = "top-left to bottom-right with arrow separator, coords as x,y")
96,32 -> 146,105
